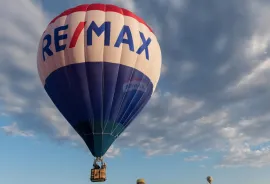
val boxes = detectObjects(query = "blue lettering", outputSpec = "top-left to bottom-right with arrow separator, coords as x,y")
42,34 -> 53,61
42,21 -> 152,62
54,25 -> 68,52
87,21 -> 111,46
114,25 -> 134,51
136,32 -> 151,60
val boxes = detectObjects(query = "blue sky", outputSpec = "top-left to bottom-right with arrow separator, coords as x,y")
1,0 -> 270,184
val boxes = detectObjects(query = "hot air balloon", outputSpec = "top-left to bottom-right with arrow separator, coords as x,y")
137,178 -> 146,184
37,3 -> 162,182
206,176 -> 213,184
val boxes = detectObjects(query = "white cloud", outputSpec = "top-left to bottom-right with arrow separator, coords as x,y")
217,143 -> 270,168
219,127 -> 237,139
168,61 -> 197,82
1,123 -> 34,137
225,0 -> 270,96
226,58 -> 270,95
184,155 -> 209,162
105,146 -> 121,158
243,1 -> 270,58
65,0 -> 136,12
112,0 -> 135,11
156,0 -> 186,10
161,64 -> 168,75
216,63 -> 231,75
214,112 -> 270,167
195,110 -> 228,126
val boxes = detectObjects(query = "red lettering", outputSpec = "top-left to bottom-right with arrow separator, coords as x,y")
69,21 -> 86,48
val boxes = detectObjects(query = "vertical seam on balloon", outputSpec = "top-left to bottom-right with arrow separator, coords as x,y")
107,7 -> 125,136
113,76 -> 149,132
102,9 -> 123,147
111,33 -> 151,136
52,14 -> 71,130
63,14 -> 72,98
83,5 -> 95,140
110,13 -> 141,137
116,79 -> 152,136
114,70 -> 152,134
100,5 -> 106,157
115,23 -> 153,133
108,8 -> 129,136
62,13 -> 75,138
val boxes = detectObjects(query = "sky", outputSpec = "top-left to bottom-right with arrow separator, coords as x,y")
1,0 -> 270,183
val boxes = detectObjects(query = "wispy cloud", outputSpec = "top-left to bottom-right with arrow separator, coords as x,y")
2,123 -> 34,137
105,146 -> 121,158
184,155 -> 209,162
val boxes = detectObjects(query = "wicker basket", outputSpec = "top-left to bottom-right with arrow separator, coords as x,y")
90,167 -> 106,182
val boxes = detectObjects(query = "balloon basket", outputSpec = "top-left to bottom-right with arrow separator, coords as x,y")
90,167 -> 106,182
90,158 -> 107,182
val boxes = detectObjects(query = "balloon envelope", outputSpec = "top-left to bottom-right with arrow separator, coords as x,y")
207,176 -> 213,183
37,3 -> 162,157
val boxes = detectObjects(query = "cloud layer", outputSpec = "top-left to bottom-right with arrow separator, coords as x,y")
2,0 -> 270,166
